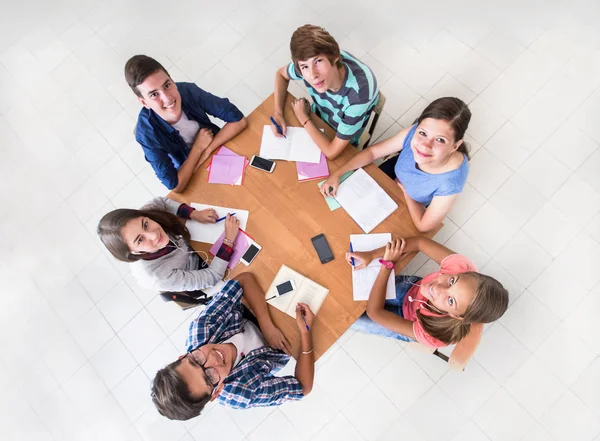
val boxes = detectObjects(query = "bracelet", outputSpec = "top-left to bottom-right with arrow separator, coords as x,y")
302,348 -> 313,355
223,238 -> 234,245
302,119 -> 310,127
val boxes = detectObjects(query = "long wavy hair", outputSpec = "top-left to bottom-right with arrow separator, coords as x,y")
417,272 -> 509,344
97,208 -> 190,262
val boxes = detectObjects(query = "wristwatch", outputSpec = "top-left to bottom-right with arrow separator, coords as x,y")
378,259 -> 394,269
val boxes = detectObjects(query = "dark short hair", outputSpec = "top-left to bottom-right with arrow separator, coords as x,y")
290,24 -> 342,72
152,359 -> 211,421
416,97 -> 472,159
124,55 -> 170,97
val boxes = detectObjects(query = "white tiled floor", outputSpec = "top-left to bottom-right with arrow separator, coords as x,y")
0,0 -> 599,440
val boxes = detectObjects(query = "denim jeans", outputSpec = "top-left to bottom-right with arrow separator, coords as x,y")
350,275 -> 422,341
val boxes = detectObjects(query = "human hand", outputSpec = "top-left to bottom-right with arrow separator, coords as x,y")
383,238 -> 406,264
224,214 -> 240,242
270,112 -> 288,138
262,324 -> 292,355
195,128 -> 214,150
292,98 -> 311,123
295,303 -> 314,335
320,174 -> 340,197
345,251 -> 373,270
192,208 -> 218,223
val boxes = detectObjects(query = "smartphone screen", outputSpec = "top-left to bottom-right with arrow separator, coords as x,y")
250,156 -> 274,172
276,281 -> 295,296
311,234 -> 334,263
241,244 -> 260,264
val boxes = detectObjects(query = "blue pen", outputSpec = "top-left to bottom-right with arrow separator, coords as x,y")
349,242 -> 355,267
216,212 -> 236,223
302,313 -> 310,332
269,116 -> 286,139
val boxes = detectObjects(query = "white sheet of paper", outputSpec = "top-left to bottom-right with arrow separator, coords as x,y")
186,204 -> 249,244
335,168 -> 398,233
265,265 -> 329,318
350,233 -> 395,301
259,126 -> 321,164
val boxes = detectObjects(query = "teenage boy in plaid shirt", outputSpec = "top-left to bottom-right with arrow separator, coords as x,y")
152,272 -> 315,420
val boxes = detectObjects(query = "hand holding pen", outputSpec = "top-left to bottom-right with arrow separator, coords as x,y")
295,303 -> 314,334
270,115 -> 287,138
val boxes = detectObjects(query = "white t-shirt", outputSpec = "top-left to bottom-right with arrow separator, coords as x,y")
171,111 -> 200,146
223,319 -> 266,367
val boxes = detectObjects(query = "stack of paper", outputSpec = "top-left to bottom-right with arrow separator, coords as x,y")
350,233 -> 395,301
207,146 -> 249,186
259,125 -> 321,164
265,265 -> 329,318
186,204 -> 249,244
334,168 -> 398,233
206,146 -> 249,171
297,152 -> 329,182
209,229 -> 253,269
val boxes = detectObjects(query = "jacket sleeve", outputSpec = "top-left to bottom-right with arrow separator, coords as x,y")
152,257 -> 229,292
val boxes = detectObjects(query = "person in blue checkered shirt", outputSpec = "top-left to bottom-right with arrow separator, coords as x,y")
152,272 -> 316,420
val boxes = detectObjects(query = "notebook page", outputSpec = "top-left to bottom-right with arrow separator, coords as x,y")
187,204 -> 249,244
259,125 -> 292,160
288,127 -> 322,164
334,168 -> 398,233
350,233 -> 395,301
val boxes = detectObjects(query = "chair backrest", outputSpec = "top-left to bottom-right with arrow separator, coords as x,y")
407,322 -> 484,372
357,91 -> 387,150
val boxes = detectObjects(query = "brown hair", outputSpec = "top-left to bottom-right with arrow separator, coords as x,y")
97,208 -> 190,262
417,272 -> 509,345
416,97 -> 472,159
152,359 -> 211,421
290,24 -> 342,72
124,55 -> 170,97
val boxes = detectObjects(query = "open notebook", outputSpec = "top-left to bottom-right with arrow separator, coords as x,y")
259,125 -> 322,164
350,233 -> 395,301
265,265 -> 329,318
186,204 -> 249,244
335,168 -> 398,233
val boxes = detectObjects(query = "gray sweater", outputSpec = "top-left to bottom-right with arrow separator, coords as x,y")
130,197 -> 228,292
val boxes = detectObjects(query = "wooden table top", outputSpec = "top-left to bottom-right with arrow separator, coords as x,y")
169,93 -> 439,360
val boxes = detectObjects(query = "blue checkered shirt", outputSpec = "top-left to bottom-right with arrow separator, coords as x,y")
185,280 -> 303,409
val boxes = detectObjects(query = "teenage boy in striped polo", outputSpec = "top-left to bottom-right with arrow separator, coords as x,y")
271,24 -> 379,159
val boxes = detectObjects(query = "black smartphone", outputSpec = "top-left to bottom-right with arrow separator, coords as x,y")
249,155 -> 276,173
275,280 -> 296,296
311,234 -> 334,264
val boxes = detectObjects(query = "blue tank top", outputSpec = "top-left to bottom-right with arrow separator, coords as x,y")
394,125 -> 469,206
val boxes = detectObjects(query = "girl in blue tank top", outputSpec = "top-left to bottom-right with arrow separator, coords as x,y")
321,97 -> 471,232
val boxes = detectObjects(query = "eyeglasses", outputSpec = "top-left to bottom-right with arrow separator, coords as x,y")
186,348 -> 221,390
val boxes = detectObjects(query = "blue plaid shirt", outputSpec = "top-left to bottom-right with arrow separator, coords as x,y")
185,280 -> 303,409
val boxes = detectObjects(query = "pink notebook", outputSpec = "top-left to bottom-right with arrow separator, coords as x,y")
209,229 -> 253,269
297,152 -> 329,182
206,146 -> 249,171
207,155 -> 246,185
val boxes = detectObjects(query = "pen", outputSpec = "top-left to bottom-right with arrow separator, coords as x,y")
349,242 -> 355,267
302,313 -> 310,332
270,116 -> 287,139
216,212 -> 236,222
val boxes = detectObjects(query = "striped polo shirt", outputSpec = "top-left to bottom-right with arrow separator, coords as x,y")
287,50 -> 379,146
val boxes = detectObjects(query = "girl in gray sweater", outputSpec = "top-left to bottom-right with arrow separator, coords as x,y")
98,197 -> 239,293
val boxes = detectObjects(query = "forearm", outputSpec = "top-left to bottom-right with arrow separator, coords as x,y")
173,150 -> 203,192
236,273 -> 275,331
274,71 -> 290,116
404,195 -> 429,232
332,146 -> 376,177
302,119 -> 345,159
205,119 -> 248,154
294,332 -> 314,395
